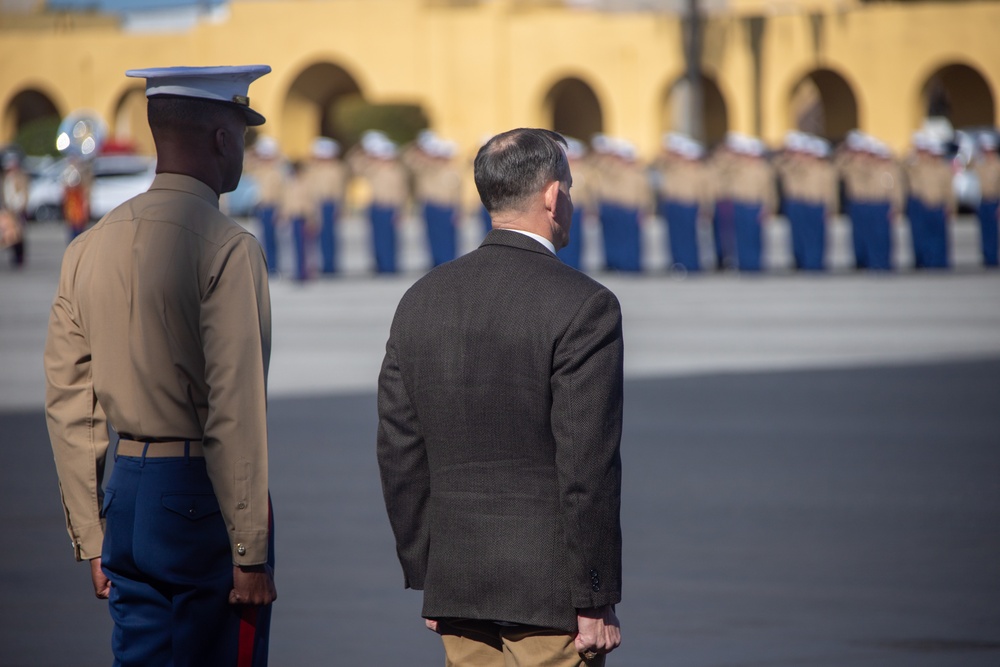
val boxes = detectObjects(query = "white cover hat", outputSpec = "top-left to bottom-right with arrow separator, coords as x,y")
126,65 -> 271,126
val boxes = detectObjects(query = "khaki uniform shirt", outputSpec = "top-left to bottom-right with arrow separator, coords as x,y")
282,173 -> 315,226
416,161 -> 463,208
44,173 -> 272,566
730,158 -> 777,214
659,160 -> 711,210
253,160 -> 286,207
909,156 -> 954,212
368,160 -> 410,208
973,155 -> 1000,201
304,159 -> 347,203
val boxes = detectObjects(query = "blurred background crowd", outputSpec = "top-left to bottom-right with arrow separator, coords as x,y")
1,0 -> 998,275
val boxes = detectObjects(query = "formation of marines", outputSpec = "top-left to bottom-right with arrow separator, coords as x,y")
237,127 -> 1000,278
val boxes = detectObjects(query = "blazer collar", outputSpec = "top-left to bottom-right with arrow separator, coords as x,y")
480,228 -> 558,258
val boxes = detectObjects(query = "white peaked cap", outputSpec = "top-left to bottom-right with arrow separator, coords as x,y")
311,137 -> 339,159
254,135 -> 279,159
126,65 -> 271,126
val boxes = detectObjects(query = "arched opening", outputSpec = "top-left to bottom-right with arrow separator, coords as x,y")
789,69 -> 858,143
282,62 -> 364,158
111,86 -> 153,155
662,74 -> 728,146
544,78 -> 603,142
3,89 -> 61,155
921,63 -> 995,128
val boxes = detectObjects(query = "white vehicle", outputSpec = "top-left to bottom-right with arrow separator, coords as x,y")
89,154 -> 156,219
26,154 -> 156,221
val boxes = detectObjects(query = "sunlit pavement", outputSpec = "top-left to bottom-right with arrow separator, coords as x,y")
2,215 -> 999,666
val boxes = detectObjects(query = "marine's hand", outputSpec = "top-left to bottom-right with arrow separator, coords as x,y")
574,604 -> 621,656
89,557 -> 111,599
229,564 -> 277,606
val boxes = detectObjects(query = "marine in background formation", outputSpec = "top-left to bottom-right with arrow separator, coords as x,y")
411,131 -> 463,267
905,131 -> 955,269
249,136 -> 286,274
972,134 -> 1000,267
727,133 -> 776,272
350,131 -> 409,273
777,132 -> 838,271
656,133 -> 710,272
304,137 -> 348,275
593,135 -> 651,272
1,152 -> 28,267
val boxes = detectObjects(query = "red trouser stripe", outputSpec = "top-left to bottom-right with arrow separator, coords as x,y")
237,607 -> 258,667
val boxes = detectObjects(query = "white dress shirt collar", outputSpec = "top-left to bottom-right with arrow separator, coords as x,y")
506,229 -> 556,255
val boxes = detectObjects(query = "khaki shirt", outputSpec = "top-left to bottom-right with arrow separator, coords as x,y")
44,173 -> 272,566
415,161 -> 463,208
658,160 -> 711,210
909,157 -> 954,212
730,158 -> 776,214
253,160 -> 286,206
304,159 -> 347,203
973,155 -> 1000,200
367,160 -> 409,208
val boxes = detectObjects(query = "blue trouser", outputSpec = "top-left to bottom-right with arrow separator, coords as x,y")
907,196 -> 926,269
785,199 -> 804,269
424,202 -> 457,267
319,200 -> 339,274
712,199 -> 736,269
856,201 -> 893,271
291,216 -> 309,281
598,202 -> 617,270
102,448 -> 273,667
978,199 -> 999,266
921,204 -> 949,269
797,201 -> 826,271
661,199 -> 700,272
733,201 -> 763,272
369,204 -> 398,273
256,205 -> 279,274
556,207 -> 584,270
848,200 -> 867,269
613,205 -> 642,272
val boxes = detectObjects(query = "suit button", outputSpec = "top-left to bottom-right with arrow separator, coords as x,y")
237,544 -> 246,556
237,502 -> 246,510
592,583 -> 601,592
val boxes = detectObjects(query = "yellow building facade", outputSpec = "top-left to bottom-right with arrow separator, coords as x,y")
1,0 -> 998,160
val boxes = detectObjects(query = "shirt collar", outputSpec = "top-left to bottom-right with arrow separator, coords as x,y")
505,229 -> 556,255
148,173 -> 220,209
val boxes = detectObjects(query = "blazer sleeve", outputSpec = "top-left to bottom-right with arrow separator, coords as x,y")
551,287 -> 624,610
376,319 -> 431,590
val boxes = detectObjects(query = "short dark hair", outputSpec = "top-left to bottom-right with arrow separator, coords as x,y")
474,128 -> 569,214
147,95 -> 244,138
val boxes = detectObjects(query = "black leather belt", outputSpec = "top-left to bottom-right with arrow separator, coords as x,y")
117,439 -> 204,457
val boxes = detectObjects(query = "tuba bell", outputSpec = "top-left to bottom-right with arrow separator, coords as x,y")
55,111 -> 107,158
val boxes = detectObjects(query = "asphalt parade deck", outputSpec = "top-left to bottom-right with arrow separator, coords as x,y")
2,216 -> 999,666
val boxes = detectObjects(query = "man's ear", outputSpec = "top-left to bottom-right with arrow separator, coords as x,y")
543,180 -> 560,214
214,126 -> 229,155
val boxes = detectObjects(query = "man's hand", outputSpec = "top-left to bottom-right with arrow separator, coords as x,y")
425,618 -> 440,633
574,604 -> 621,657
229,564 -> 277,606
89,557 -> 111,599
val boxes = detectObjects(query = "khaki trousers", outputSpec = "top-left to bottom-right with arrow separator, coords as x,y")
440,619 -> 606,667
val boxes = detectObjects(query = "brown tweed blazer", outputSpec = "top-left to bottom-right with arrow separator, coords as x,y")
377,229 -> 623,632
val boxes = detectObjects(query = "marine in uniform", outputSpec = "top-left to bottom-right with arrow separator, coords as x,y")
415,135 -> 463,267
728,135 -> 776,272
781,135 -> 838,271
657,134 -> 709,273
908,140 -> 954,269
249,136 -> 285,274
596,138 -> 649,272
282,160 -> 315,282
837,131 -> 870,269
355,132 -> 409,273
556,137 -> 593,270
707,140 -> 740,269
304,137 -> 347,274
972,134 -> 1000,267
44,65 -> 277,666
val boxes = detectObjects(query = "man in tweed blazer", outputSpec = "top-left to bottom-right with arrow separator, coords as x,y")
377,128 -> 623,665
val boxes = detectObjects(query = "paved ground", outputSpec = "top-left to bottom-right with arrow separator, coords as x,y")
1,216 -> 999,666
